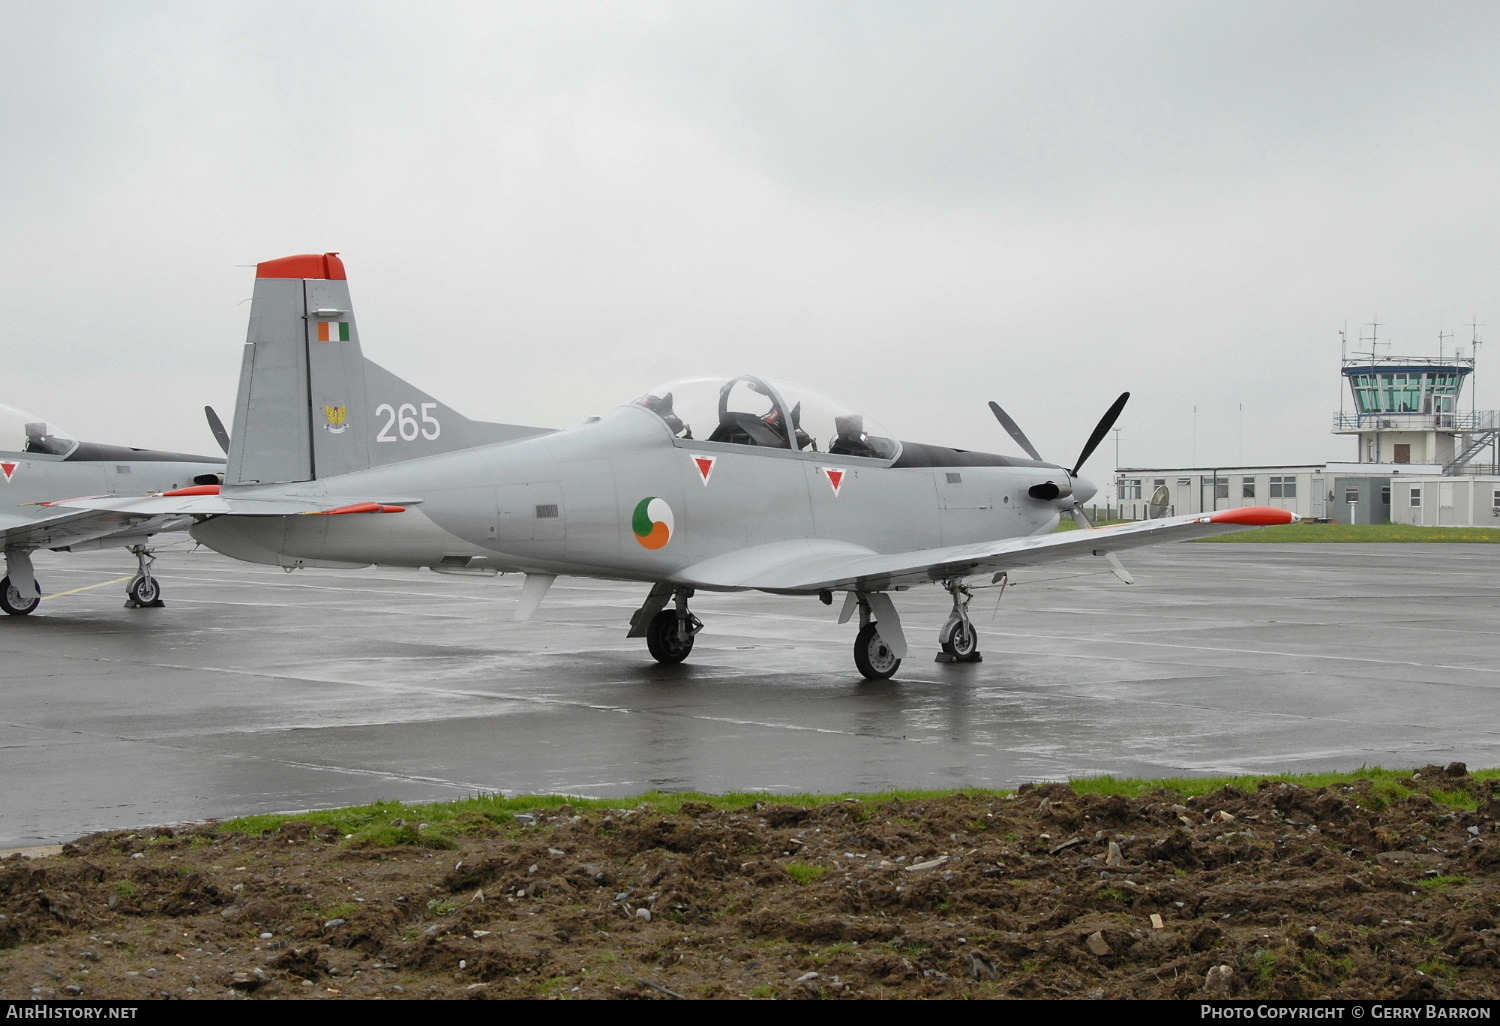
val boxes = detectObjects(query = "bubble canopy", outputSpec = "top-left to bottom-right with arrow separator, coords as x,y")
630,376 -> 900,461
0,403 -> 78,458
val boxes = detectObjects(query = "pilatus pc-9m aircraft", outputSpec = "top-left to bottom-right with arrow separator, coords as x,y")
1,403 -> 224,615
57,253 -> 1293,678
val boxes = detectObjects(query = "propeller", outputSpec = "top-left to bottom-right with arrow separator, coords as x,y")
988,392 -> 1134,584
205,406 -> 230,455
986,401 -> 1043,462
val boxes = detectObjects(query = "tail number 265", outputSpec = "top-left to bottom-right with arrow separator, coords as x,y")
375,402 -> 441,442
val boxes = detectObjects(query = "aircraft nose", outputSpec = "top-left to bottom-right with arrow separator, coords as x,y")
1071,474 -> 1098,506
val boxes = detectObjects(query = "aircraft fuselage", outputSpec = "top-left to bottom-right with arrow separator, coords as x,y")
191,405 -> 1081,591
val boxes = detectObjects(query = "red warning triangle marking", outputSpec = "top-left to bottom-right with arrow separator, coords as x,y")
693,454 -> 716,484
0,461 -> 16,482
824,467 -> 845,496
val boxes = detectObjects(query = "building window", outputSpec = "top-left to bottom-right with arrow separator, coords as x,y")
1344,487 -> 1360,504
1212,477 -> 1229,500
1269,476 -> 1297,498
1177,478 -> 1192,487
1118,479 -> 1142,500
1242,477 -> 1255,499
1380,485 -> 1391,506
1493,488 -> 1500,508
1410,487 -> 1421,508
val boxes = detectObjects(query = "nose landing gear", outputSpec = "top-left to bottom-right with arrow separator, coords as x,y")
935,580 -> 982,663
125,545 -> 165,609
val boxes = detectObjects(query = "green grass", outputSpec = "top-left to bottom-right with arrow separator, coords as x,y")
1060,519 -> 1500,542
1419,875 -> 1470,891
784,862 -> 828,885
1431,788 -> 1482,811
215,768 -> 1499,845
1055,519 -> 1130,531
1195,522 -> 1500,543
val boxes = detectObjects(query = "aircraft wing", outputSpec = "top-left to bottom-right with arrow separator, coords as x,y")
0,508 -> 193,551
41,493 -> 420,518
673,506 -> 1297,593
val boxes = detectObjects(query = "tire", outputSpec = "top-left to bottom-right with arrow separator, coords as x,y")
939,618 -> 979,658
0,576 -> 40,616
128,575 -> 161,606
645,609 -> 694,664
853,623 -> 901,680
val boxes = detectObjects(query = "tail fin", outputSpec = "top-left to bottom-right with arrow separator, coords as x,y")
227,253 -> 550,486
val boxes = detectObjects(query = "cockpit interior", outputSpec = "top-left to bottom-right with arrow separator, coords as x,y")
631,376 -> 900,461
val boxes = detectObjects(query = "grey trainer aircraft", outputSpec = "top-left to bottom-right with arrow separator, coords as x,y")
54,253 -> 1294,678
1,403 -> 225,615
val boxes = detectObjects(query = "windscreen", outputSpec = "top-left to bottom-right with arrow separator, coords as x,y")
0,403 -> 78,457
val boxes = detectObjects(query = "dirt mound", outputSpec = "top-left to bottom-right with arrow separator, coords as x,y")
4,766 -> 1500,999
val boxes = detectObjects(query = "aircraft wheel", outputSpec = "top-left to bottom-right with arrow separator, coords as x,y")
1,576 -> 40,617
939,618 -> 979,658
128,575 -> 161,607
645,609 -> 694,665
854,623 -> 901,680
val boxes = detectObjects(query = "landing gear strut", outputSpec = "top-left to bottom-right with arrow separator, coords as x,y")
935,580 -> 982,663
632,584 -> 702,665
125,546 -> 164,609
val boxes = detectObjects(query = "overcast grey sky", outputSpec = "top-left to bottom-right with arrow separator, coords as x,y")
2,0 -> 1496,472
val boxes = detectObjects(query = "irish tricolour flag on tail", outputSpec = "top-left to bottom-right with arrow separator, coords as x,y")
316,321 -> 351,342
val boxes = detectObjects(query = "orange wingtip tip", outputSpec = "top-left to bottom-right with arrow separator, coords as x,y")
256,253 -> 346,280
160,484 -> 222,497
308,502 -> 406,515
1206,506 -> 1297,526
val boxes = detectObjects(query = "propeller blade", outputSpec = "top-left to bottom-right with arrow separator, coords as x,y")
1070,391 -> 1130,476
205,406 -> 230,455
1069,502 -> 1134,584
987,401 -> 1044,462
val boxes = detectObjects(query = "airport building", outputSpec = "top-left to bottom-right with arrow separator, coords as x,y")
1114,345 -> 1500,526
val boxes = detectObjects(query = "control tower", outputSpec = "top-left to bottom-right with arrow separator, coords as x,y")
1332,333 -> 1499,474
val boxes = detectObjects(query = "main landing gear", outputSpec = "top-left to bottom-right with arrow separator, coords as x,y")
630,584 -> 702,666
935,580 -> 982,663
125,545 -> 165,609
837,591 -> 908,681
1,575 -> 40,616
2,549 -> 40,616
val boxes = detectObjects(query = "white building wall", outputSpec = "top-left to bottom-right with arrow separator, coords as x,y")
1390,476 -> 1500,527
1113,467 -> 1320,519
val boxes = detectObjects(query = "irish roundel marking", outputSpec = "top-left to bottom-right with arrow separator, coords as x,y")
823,467 -> 845,496
0,461 -> 15,482
632,497 -> 674,549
